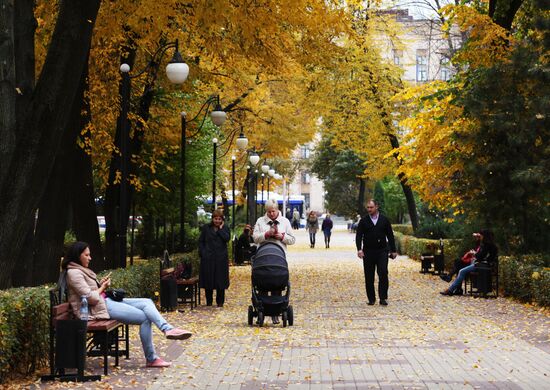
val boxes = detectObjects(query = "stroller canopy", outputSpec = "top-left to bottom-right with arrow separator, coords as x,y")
252,242 -> 289,291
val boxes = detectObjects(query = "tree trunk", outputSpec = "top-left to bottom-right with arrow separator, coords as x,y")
72,71 -> 105,272
0,0 -> 100,289
387,134 -> 419,231
31,54 -> 92,286
357,178 -> 366,215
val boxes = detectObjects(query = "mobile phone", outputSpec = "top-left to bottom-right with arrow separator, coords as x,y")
104,272 -> 112,279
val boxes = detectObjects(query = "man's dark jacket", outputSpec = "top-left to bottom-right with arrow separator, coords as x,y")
355,214 -> 396,252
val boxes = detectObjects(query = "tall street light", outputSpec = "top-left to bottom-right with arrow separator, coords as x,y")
267,168 -> 275,198
119,40 -> 187,268
231,155 -> 236,232
248,151 -> 260,224
212,138 -> 218,212
180,96 -> 227,250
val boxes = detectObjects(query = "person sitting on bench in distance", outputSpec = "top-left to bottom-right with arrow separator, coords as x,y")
440,229 -> 498,296
440,232 -> 482,283
235,224 -> 257,264
61,241 -> 192,368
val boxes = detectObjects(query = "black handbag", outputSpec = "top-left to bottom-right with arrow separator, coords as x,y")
105,288 -> 126,302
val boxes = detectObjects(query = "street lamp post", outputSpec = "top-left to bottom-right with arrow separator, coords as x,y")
179,96 -> 227,250
261,173 -> 265,211
212,138 -> 218,212
247,151 -> 260,224
118,40 -> 187,267
231,156 -> 236,232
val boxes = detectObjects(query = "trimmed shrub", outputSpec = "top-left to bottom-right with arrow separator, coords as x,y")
393,224 -> 414,236
394,232 -> 463,270
499,254 -> 549,306
0,286 -> 50,382
0,251 -> 199,383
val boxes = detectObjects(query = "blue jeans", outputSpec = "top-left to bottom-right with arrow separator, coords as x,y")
105,298 -> 173,362
449,263 -> 476,292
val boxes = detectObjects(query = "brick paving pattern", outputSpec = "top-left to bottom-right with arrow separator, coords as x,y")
40,229 -> 550,389
148,229 -> 550,390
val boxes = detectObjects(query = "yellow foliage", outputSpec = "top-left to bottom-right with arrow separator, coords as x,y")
441,5 -> 514,69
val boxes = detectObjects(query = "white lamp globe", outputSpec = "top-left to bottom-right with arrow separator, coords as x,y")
261,163 -> 269,173
166,62 -> 189,84
236,133 -> 248,150
268,169 -> 275,177
249,153 -> 260,166
210,107 -> 227,126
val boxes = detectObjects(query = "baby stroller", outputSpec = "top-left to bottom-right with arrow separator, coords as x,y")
248,242 -> 294,327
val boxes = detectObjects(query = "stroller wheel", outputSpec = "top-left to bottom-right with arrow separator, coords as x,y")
248,305 -> 254,326
287,305 -> 294,326
257,311 -> 264,327
282,310 -> 288,327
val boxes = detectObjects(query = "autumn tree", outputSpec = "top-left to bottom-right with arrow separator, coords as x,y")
393,0 -> 549,252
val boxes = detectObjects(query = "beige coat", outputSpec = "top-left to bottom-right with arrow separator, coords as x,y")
66,262 -> 110,320
252,213 -> 296,252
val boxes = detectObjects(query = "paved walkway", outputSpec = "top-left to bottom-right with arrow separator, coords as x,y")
40,229 -> 550,389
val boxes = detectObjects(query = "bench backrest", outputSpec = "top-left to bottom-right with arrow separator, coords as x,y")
52,302 -> 73,325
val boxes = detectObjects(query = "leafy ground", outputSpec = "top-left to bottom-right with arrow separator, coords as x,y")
4,229 -> 549,389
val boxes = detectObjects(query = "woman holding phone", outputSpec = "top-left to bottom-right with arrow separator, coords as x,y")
198,208 -> 231,307
61,241 -> 192,368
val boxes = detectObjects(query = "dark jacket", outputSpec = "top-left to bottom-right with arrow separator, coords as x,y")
199,223 -> 231,289
321,218 -> 333,232
474,242 -> 498,264
355,214 -> 396,252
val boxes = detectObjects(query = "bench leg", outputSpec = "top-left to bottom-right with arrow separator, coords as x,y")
115,327 -> 120,367
103,331 -> 109,376
125,324 -> 130,359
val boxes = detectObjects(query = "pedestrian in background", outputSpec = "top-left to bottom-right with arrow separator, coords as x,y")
322,214 -> 334,248
199,209 -> 230,307
292,208 -> 300,230
306,211 -> 319,248
355,199 -> 397,306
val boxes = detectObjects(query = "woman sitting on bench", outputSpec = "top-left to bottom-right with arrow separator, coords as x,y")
61,241 -> 192,368
440,229 -> 498,296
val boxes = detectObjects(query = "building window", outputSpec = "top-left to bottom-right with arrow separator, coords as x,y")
301,172 -> 311,184
440,58 -> 451,81
301,144 -> 311,159
303,193 -> 310,210
416,50 -> 428,82
392,49 -> 403,66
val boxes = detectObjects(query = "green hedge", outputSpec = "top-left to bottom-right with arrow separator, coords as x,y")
499,254 -> 550,306
396,232 -> 550,307
0,286 -> 50,382
394,232 -> 463,269
0,251 -> 199,383
393,224 -> 414,236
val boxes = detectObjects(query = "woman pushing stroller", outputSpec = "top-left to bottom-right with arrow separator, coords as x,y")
252,199 -> 296,324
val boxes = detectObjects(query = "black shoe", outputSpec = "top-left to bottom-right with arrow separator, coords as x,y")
379,300 -> 388,306
440,289 -> 453,296
272,316 -> 280,324
368,301 -> 375,306
439,274 -> 452,282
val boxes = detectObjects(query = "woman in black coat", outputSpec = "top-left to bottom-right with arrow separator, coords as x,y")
199,209 -> 231,307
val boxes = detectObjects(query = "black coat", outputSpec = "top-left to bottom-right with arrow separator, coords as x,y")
355,213 -> 396,252
198,224 -> 230,290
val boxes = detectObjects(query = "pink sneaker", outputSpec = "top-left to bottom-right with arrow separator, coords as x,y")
165,328 -> 192,340
146,358 -> 171,368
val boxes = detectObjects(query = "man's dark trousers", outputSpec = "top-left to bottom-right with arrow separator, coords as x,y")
362,248 -> 389,302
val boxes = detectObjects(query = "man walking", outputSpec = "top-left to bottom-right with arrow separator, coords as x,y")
355,199 -> 397,306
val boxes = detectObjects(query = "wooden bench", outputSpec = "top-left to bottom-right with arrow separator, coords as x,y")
464,259 -> 499,298
160,253 -> 200,310
42,289 -> 129,382
176,276 -> 200,309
